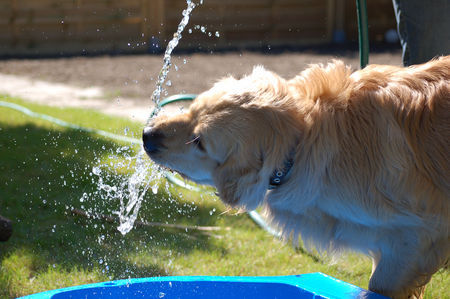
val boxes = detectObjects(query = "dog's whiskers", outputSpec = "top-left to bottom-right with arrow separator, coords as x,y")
185,135 -> 200,145
219,208 -> 233,216
233,209 -> 246,216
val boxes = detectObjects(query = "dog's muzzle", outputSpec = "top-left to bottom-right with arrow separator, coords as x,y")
142,127 -> 165,154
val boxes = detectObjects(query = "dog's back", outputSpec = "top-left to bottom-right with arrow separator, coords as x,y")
353,57 -> 449,222
357,56 -> 449,188
289,56 -> 449,227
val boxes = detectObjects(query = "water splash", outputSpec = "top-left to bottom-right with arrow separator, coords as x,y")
83,1 -> 199,237
115,0 -> 199,235
81,145 -> 163,236
116,151 -> 160,234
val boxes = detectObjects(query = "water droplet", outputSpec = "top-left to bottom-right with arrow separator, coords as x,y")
165,80 -> 172,87
92,167 -> 101,176
215,31 -> 220,37
159,292 -> 166,298
200,26 -> 206,33
152,185 -> 158,194
80,193 -> 88,202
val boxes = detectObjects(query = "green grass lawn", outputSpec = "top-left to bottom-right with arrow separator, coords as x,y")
0,96 -> 448,298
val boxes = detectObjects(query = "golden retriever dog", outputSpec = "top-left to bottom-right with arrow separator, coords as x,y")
143,56 -> 449,299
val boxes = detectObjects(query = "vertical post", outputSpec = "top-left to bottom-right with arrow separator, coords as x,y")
356,0 -> 369,68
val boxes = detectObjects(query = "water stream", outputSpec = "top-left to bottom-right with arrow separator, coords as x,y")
147,0 -> 198,122
85,0 -> 200,236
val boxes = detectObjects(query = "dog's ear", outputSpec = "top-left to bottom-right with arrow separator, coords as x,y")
213,152 -> 267,211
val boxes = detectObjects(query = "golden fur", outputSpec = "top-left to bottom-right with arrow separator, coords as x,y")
144,56 -> 450,299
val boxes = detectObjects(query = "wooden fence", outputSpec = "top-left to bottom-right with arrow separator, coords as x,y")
0,0 -> 397,57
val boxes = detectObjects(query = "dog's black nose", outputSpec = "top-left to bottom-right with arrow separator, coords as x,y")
142,127 -> 165,154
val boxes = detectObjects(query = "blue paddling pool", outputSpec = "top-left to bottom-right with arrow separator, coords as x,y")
21,272 -> 387,299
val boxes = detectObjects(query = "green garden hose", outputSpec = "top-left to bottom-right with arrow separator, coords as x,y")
150,94 -> 198,118
356,0 -> 369,68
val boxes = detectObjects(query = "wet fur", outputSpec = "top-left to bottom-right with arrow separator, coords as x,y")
146,56 -> 450,298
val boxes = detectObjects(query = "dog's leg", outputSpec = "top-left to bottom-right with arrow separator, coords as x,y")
369,250 -> 430,299
410,285 -> 426,299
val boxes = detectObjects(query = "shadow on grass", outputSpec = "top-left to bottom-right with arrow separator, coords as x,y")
0,120 -> 227,293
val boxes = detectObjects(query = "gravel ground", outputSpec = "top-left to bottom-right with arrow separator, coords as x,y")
0,49 -> 402,121
0,50 -> 402,97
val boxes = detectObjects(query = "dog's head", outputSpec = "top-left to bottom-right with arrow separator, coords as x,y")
143,67 -> 300,210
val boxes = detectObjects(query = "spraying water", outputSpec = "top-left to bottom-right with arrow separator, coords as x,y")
81,0 -> 200,236
111,0 -> 199,235
147,0 -> 197,122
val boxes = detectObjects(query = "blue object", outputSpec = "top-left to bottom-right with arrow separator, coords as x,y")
21,272 -> 387,299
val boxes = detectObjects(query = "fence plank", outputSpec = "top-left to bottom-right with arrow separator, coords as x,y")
0,0 -> 396,56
